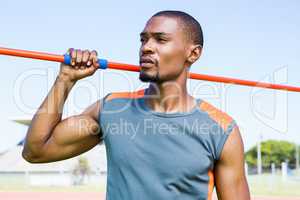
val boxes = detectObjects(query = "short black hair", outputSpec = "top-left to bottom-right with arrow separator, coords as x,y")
152,10 -> 204,47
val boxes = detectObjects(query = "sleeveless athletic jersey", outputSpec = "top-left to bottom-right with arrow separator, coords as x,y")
99,89 -> 237,200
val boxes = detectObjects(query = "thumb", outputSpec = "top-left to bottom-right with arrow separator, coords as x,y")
78,65 -> 98,77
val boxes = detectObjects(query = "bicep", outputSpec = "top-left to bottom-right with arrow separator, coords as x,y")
214,126 -> 250,200
35,101 -> 102,163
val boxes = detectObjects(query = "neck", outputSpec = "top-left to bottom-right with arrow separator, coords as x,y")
145,70 -> 197,113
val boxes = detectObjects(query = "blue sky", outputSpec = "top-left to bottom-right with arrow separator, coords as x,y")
0,0 -> 300,152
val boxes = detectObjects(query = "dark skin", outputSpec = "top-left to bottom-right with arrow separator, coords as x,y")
140,17 -> 250,199
22,16 -> 250,199
139,16 -> 201,113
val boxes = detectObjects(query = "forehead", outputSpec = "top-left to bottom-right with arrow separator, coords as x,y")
142,16 -> 183,36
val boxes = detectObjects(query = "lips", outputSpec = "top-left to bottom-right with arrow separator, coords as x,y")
139,57 -> 155,67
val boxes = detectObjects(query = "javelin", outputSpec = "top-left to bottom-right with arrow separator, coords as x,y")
1,46 -> 299,93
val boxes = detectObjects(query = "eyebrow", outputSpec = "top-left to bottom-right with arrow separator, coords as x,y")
140,32 -> 171,37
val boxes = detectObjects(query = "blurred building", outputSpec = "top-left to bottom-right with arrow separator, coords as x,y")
0,119 -> 107,186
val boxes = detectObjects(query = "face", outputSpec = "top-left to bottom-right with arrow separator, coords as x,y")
139,16 -> 190,83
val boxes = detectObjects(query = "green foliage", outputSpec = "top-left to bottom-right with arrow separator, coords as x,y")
245,140 -> 300,169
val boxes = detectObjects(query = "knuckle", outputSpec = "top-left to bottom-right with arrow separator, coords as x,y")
68,48 -> 74,54
83,51 -> 89,60
71,50 -> 76,58
83,50 -> 89,57
92,50 -> 98,56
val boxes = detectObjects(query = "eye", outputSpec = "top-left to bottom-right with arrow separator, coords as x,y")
157,37 -> 167,43
140,37 -> 147,43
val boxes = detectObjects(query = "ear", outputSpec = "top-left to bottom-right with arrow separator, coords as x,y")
187,45 -> 202,64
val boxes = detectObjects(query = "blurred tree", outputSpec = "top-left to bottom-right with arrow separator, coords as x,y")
245,140 -> 300,169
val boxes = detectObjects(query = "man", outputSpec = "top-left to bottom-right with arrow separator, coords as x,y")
22,10 -> 250,199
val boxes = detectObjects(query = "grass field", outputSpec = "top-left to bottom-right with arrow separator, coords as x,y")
247,174 -> 300,197
2,192 -> 300,200
0,173 -> 105,192
1,173 -> 300,199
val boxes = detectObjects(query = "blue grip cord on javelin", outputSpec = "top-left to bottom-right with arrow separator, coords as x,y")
63,54 -> 108,69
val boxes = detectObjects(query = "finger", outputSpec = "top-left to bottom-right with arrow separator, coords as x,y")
86,51 -> 93,67
89,51 -> 95,68
88,50 -> 96,67
90,50 -> 99,68
67,48 -> 74,55
82,50 -> 90,66
71,49 -> 76,66
76,49 -> 83,66
86,59 -> 92,67
84,63 -> 98,75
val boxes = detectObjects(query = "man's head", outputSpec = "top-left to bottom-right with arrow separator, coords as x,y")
139,10 -> 203,83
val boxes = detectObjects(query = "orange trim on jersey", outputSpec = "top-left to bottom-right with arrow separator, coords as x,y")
105,89 -> 145,102
199,101 -> 233,132
207,170 -> 214,200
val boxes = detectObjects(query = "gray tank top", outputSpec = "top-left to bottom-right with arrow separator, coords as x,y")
99,89 -> 236,200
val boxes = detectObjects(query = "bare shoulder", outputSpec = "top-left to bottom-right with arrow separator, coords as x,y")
80,92 -> 121,122
81,99 -> 104,122
219,126 -> 244,164
214,125 -> 250,199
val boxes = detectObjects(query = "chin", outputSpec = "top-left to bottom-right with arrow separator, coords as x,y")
139,71 -> 159,82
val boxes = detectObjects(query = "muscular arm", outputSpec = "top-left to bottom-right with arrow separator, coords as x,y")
22,49 -> 101,163
214,126 -> 250,200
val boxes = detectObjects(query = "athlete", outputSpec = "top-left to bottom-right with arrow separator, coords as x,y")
22,10 -> 250,200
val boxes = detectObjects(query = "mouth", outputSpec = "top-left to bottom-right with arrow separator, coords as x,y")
139,57 -> 156,68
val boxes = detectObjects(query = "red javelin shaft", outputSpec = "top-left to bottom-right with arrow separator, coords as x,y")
0,46 -> 299,92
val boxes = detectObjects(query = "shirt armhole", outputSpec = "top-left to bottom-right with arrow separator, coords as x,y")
98,93 -> 112,141
215,120 -> 237,161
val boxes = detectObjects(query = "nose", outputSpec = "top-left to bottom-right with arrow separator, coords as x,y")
140,38 -> 155,55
